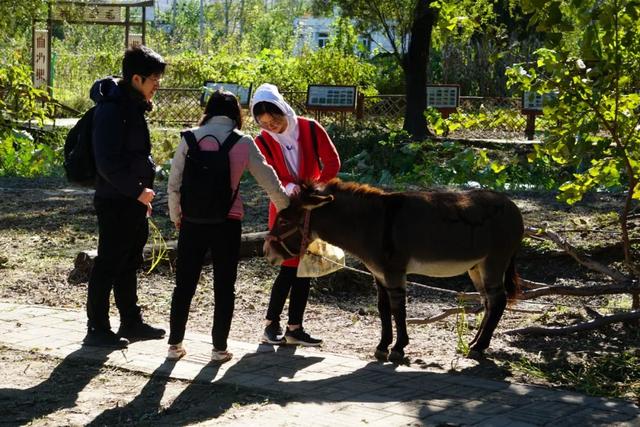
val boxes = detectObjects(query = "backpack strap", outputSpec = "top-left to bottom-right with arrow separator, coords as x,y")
220,130 -> 243,208
181,130 -> 199,152
220,129 -> 242,153
309,120 -> 322,170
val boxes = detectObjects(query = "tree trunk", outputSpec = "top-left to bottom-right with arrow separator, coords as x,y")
224,0 -> 231,37
238,0 -> 245,42
402,1 -> 436,141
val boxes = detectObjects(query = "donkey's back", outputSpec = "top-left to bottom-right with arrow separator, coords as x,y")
382,189 -> 523,277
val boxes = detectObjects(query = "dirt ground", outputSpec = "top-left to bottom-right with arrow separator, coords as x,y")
0,176 -> 638,424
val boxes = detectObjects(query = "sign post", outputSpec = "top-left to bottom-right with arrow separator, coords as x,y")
306,85 -> 358,123
521,91 -> 552,140
426,84 -> 460,118
32,29 -> 49,89
201,82 -> 253,107
33,1 -> 154,93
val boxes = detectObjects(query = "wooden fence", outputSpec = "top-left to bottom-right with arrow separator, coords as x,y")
146,88 -> 531,139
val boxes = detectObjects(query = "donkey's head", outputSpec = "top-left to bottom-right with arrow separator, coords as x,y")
263,184 -> 334,266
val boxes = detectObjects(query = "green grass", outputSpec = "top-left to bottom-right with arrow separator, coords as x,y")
510,351 -> 640,401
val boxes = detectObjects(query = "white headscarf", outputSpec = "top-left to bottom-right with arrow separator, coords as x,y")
250,84 -> 300,178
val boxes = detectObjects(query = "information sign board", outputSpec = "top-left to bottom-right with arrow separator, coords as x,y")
426,84 -> 459,109
53,5 -> 122,23
306,85 -> 357,111
201,82 -> 252,107
33,29 -> 49,88
522,91 -> 557,113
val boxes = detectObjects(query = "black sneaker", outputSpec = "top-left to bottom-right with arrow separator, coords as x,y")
83,328 -> 129,349
284,327 -> 322,346
117,322 -> 166,342
261,322 -> 285,344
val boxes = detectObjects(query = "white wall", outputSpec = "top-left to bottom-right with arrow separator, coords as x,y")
293,17 -> 395,57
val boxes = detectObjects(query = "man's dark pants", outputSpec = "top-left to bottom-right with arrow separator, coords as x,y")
87,196 -> 148,331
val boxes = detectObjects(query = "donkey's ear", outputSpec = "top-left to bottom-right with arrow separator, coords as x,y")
301,194 -> 334,210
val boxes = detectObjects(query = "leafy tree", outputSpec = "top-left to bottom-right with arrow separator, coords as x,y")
0,1 -> 47,44
314,0 -> 438,140
314,0 -> 506,140
507,0 -> 640,304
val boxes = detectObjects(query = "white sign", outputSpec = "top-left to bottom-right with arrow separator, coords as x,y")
33,29 -> 49,88
522,91 -> 558,112
426,85 -> 459,109
522,91 -> 544,111
53,5 -> 122,23
202,82 -> 252,106
307,85 -> 356,109
128,33 -> 143,49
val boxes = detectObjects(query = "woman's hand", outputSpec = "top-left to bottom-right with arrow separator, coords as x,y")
285,183 -> 300,196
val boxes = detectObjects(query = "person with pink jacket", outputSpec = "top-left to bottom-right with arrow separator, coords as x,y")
166,90 -> 288,362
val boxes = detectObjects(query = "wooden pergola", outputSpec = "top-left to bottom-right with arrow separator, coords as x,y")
33,0 -> 155,91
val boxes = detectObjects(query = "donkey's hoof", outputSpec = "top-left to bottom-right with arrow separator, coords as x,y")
374,349 -> 389,362
389,349 -> 404,363
467,348 -> 485,360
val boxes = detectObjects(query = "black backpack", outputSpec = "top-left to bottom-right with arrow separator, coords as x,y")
63,106 -> 97,187
180,130 -> 242,224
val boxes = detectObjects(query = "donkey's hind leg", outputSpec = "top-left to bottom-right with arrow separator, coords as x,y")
467,261 -> 507,355
374,278 -> 393,361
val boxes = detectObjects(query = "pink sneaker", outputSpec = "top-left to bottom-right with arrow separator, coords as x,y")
211,348 -> 232,363
167,343 -> 186,361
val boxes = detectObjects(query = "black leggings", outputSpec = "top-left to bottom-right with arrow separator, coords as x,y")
265,266 -> 311,326
168,219 -> 241,351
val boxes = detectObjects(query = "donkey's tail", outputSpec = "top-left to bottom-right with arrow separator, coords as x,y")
504,255 -> 521,304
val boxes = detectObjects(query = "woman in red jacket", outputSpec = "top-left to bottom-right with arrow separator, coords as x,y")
251,83 -> 340,346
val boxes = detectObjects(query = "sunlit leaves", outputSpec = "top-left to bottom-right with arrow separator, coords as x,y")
508,0 -> 640,207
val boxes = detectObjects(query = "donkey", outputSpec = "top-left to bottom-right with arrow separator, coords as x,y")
264,179 -> 524,362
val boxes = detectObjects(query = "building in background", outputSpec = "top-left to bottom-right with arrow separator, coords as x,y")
293,17 -> 394,57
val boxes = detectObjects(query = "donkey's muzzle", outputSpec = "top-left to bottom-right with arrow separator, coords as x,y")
263,240 -> 284,266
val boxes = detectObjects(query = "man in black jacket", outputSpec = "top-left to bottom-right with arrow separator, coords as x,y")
83,46 -> 166,348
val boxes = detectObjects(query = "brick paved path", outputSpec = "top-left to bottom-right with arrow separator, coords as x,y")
0,302 -> 638,426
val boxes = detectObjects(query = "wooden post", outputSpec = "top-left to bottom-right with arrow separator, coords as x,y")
142,4 -> 147,46
356,92 -> 365,120
525,113 -> 536,140
125,6 -> 130,49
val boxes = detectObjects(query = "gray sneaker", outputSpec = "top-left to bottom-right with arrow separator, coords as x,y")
261,322 -> 285,344
284,327 -> 322,346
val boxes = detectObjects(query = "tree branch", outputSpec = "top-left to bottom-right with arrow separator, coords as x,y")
503,309 -> 640,336
524,226 -> 629,282
407,304 -> 542,325
407,305 -> 483,324
369,0 -> 403,65
457,280 -> 640,303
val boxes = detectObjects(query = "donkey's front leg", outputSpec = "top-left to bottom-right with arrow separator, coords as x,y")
374,278 -> 393,361
385,272 -> 409,363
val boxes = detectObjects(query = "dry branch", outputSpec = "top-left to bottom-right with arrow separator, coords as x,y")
457,280 -> 640,303
407,305 -> 483,325
524,226 -> 629,282
584,306 -> 603,319
504,309 -> 640,336
520,278 -> 548,289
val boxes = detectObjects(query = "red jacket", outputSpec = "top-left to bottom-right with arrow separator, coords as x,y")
255,117 -> 340,266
